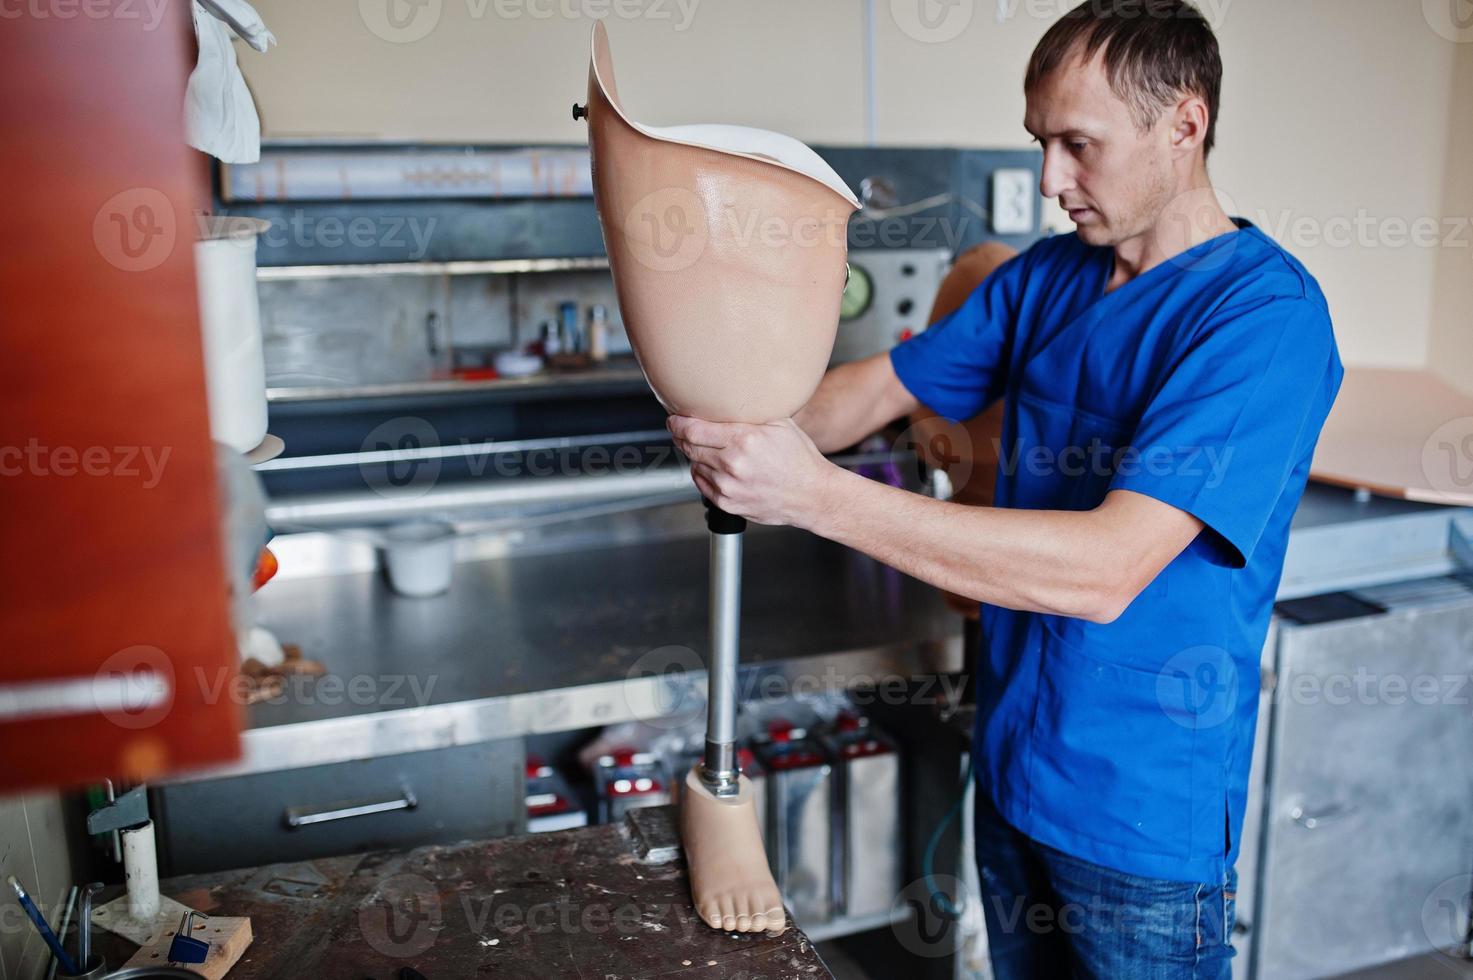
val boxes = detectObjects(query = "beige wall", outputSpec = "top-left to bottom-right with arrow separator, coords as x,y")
1210,0 -> 1456,372
1430,38 -> 1473,394
239,0 -> 1469,375
0,793 -> 74,980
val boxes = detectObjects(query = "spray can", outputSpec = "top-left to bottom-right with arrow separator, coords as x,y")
558,301 -> 581,354
588,304 -> 610,362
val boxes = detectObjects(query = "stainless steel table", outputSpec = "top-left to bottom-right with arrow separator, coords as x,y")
180,502 -> 962,780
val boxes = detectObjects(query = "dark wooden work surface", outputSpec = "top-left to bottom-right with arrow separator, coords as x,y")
95,808 -> 831,979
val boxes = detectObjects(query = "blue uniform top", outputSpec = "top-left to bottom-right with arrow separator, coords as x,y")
890,220 -> 1343,883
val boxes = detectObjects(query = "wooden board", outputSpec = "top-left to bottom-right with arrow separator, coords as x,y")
1310,368 -> 1473,506
122,917 -> 253,979
0,0 -> 241,790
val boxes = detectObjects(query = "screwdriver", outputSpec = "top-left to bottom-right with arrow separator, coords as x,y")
6,875 -> 79,976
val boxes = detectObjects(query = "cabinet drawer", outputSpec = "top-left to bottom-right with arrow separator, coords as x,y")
153,739 -> 525,876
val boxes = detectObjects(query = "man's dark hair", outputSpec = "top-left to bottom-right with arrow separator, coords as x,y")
1025,0 -> 1223,156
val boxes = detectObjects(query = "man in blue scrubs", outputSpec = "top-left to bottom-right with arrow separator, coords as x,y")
669,0 -> 1342,975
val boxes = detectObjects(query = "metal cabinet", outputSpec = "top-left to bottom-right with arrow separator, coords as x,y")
1246,577 -> 1473,978
152,739 -> 525,876
1230,619 -> 1279,980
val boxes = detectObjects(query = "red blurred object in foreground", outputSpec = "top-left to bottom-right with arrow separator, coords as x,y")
251,548 -> 278,591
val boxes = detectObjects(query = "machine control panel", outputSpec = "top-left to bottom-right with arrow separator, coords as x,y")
832,248 -> 951,365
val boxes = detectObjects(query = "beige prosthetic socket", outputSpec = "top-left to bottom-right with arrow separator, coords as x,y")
680,768 -> 785,933
580,21 -> 857,423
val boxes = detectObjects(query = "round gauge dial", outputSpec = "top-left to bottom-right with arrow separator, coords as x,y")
840,263 -> 873,321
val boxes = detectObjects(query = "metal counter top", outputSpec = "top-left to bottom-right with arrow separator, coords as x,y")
1280,484 -> 1471,599
180,504 -> 961,781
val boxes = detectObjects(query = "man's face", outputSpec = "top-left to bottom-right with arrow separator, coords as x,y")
1024,47 -> 1178,248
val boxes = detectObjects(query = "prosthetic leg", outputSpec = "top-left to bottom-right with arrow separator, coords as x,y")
679,502 -> 785,933
578,21 -> 856,934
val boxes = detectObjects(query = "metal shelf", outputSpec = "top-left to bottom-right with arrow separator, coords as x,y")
802,905 -> 913,943
264,362 -> 647,404
256,255 -> 610,281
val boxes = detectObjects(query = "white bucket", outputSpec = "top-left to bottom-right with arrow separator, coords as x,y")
194,215 -> 270,454
380,522 -> 456,597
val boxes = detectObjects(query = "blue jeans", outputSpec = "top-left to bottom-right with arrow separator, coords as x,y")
973,790 -> 1236,979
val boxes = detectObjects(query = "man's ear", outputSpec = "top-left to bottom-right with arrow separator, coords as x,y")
1169,96 -> 1211,157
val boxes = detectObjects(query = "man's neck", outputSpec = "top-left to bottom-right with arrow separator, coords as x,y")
1107,172 -> 1238,291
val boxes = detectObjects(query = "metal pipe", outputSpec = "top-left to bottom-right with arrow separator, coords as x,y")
256,255 -> 611,283
256,428 -> 671,472
79,882 -> 103,970
263,449 -> 909,531
265,468 -> 697,529
43,885 -> 75,980
700,521 -> 743,798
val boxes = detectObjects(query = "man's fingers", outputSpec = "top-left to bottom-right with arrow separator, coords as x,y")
675,442 -> 721,467
667,416 -> 753,449
667,415 -> 727,448
689,463 -> 721,502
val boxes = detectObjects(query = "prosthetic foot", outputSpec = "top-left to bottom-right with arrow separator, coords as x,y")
681,768 -> 785,933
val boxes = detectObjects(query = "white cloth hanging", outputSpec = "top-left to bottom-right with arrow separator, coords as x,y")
184,0 -> 274,164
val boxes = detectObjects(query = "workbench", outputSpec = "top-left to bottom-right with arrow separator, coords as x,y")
95,807 -> 833,979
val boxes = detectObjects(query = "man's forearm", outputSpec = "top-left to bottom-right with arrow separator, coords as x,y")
801,466 -> 1193,623
794,354 -> 920,454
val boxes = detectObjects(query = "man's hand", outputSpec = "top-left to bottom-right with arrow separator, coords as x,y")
667,416 -> 838,527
